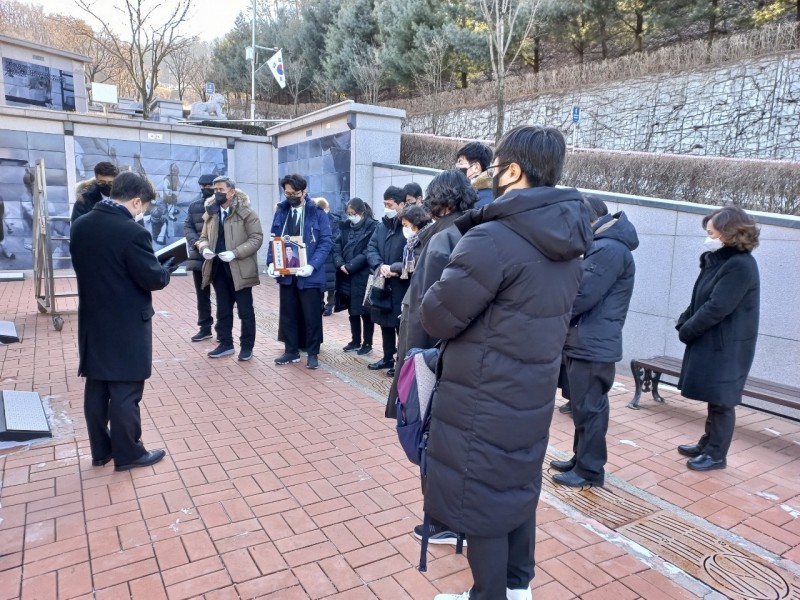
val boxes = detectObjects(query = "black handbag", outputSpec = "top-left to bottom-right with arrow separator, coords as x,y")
363,270 -> 392,311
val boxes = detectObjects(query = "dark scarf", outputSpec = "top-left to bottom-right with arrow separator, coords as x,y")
98,198 -> 133,219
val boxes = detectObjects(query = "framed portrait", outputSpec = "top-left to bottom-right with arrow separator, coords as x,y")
271,235 -> 307,275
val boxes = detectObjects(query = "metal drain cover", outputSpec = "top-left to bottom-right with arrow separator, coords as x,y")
0,390 -> 51,441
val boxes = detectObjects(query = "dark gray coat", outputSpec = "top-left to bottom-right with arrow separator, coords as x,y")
334,217 -> 378,315
420,186 -> 592,537
564,212 -> 639,363
366,216 -> 410,328
677,246 -> 760,406
183,196 -> 206,271
322,212 -> 342,291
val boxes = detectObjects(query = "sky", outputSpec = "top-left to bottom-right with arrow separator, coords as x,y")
22,0 -> 254,42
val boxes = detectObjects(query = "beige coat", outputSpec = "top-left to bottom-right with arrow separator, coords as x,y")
198,189 -> 263,291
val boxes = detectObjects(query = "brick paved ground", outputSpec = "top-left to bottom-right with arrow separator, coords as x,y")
0,275 -> 798,599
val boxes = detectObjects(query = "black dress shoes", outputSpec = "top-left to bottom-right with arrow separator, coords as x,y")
552,470 -> 604,488
115,449 -> 166,472
307,355 -> 319,370
367,358 -> 394,370
687,454 -> 726,471
678,443 -> 704,457
92,455 -> 113,467
558,402 -> 572,414
549,458 -> 576,472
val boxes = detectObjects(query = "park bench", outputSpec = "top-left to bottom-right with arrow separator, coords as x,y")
628,355 -> 800,417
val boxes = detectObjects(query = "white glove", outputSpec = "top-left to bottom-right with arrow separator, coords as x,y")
267,263 -> 279,278
296,265 -> 314,278
218,251 -> 235,263
201,248 -> 215,260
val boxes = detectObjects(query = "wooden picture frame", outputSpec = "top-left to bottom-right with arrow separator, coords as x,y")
271,235 -> 307,275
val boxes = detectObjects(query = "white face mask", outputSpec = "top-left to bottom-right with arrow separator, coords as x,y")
348,215 -> 362,225
402,226 -> 415,239
703,236 -> 724,252
384,208 -> 397,219
134,212 -> 144,223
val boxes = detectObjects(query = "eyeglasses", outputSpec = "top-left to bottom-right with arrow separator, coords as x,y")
285,192 -> 303,198
486,162 -> 512,178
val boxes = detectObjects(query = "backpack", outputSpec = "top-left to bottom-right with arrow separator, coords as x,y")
395,346 -> 464,571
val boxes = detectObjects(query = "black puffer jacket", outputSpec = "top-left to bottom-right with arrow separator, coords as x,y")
323,212 -> 342,291
677,246 -> 760,407
419,186 -> 592,537
366,216 -> 410,328
564,211 -> 639,363
334,217 -> 378,315
183,196 -> 207,271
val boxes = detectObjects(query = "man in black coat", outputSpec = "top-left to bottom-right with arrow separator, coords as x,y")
71,161 -> 119,223
423,126 -> 592,600
455,141 -> 494,209
551,201 -> 639,488
184,174 -> 216,342
70,172 -> 174,472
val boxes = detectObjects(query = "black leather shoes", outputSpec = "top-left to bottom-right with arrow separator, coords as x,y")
549,458 -> 576,472
115,449 -> 166,472
307,355 -> 319,370
367,358 -> 394,370
558,402 -> 572,414
387,368 -> 395,377
552,470 -> 604,488
687,454 -> 726,471
678,443 -> 704,457
92,455 -> 113,467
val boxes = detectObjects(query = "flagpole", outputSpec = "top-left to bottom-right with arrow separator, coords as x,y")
250,0 -> 256,124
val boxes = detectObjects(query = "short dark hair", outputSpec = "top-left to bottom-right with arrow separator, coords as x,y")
402,182 -> 423,199
703,206 -> 760,252
94,162 -> 118,178
493,126 -> 566,187
383,185 -> 405,203
582,195 -> 609,222
400,205 -> 431,229
280,174 -> 307,192
425,169 -> 478,217
347,197 -> 374,219
212,175 -> 236,189
111,171 -> 155,203
456,142 -> 493,171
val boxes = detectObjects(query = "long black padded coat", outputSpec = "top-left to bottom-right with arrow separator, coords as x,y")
677,245 -> 760,407
183,196 -> 206,271
419,186 -> 592,537
366,215 -> 410,328
333,217 -> 378,315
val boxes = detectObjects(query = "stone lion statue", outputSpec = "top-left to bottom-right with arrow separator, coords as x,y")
190,93 -> 226,117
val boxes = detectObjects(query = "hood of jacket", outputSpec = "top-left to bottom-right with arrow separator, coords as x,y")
593,211 -> 639,251
471,171 -> 492,191
457,186 -> 592,262
203,188 -> 250,213
76,178 -> 96,195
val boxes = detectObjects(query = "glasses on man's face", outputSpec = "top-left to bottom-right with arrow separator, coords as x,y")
285,192 -> 303,198
486,162 -> 512,178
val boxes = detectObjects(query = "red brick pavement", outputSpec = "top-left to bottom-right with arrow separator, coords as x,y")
0,275 -> 798,599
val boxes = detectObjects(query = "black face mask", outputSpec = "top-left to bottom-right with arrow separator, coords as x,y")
201,188 -> 214,199
214,192 -> 227,205
457,167 -> 469,178
97,182 -> 111,194
491,167 -> 520,200
287,195 -> 303,208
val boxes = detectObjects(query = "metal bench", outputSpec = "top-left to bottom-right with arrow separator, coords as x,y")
628,355 -> 800,416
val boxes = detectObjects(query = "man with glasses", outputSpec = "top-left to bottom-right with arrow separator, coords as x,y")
267,174 -> 333,370
423,126 -> 593,600
455,141 -> 494,208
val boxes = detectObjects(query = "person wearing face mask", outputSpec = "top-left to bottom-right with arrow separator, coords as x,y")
183,174 -> 216,342
366,186 -> 409,374
198,176 -> 264,361
399,205 -> 431,280
334,198 -> 378,355
70,171 -> 175,472
72,161 -> 119,223
550,196 -> 639,489
455,141 -> 494,209
402,182 -> 424,207
267,174 -> 333,370
675,206 -> 760,472
312,197 -> 342,317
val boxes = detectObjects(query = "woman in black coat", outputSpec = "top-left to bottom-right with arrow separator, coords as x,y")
676,206 -> 760,472
366,186 -> 409,372
313,197 -> 342,316
334,198 -> 377,355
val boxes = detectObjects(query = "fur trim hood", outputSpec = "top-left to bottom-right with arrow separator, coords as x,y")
75,178 -> 96,196
472,171 -> 492,191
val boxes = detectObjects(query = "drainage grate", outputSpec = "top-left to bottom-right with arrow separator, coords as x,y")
0,390 -> 52,441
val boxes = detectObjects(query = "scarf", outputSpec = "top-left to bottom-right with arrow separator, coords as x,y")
401,235 -> 418,279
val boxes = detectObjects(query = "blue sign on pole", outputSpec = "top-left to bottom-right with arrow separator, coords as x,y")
572,105 -> 580,123
206,82 -> 215,95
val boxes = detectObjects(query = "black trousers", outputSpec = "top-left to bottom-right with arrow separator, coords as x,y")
279,282 -> 323,356
380,325 -> 399,362
698,404 -> 736,460
566,358 -> 616,482
192,269 -> 213,329
84,378 -> 147,466
324,290 -> 336,310
466,514 -> 536,599
212,263 -> 255,350
349,314 -> 374,345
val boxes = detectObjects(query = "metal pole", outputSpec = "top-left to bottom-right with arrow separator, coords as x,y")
250,0 -> 256,122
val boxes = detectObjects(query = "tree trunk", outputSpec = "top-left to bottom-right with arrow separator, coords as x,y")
461,71 -> 467,89
635,11 -> 644,53
533,34 -> 541,73
600,18 -> 609,59
495,77 -> 505,143
707,0 -> 718,51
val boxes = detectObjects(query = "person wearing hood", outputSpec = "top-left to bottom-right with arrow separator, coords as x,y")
72,162 -> 119,223
423,126 -> 592,600
551,197 -> 639,489
198,176 -> 264,361
455,141 -> 493,209
267,174 -> 333,370
184,174 -> 216,342
366,186 -> 410,374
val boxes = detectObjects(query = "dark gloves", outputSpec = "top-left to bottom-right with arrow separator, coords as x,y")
678,326 -> 693,344
162,257 -> 180,273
